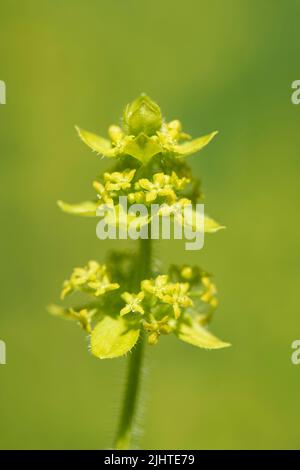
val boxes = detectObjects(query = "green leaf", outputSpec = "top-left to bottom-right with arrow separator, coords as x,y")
176,319 -> 230,350
76,126 -> 120,157
57,200 -> 98,217
204,215 -> 226,233
123,134 -> 162,164
173,131 -> 218,157
91,316 -> 140,359
175,207 -> 225,233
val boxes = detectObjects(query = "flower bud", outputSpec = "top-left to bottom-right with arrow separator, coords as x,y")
148,332 -> 159,345
123,94 -> 162,136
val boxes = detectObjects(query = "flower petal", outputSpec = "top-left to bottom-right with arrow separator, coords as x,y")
120,305 -> 131,317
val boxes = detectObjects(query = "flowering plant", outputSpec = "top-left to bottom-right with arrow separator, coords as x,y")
49,94 -> 230,449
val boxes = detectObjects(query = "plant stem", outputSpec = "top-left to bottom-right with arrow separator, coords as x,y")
114,238 -> 151,450
114,332 -> 145,450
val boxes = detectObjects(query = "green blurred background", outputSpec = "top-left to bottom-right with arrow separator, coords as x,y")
0,0 -> 299,450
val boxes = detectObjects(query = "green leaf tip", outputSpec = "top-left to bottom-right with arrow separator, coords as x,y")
174,130 -> 218,158
176,320 -> 231,350
57,199 -> 97,217
75,125 -> 119,157
204,215 -> 226,233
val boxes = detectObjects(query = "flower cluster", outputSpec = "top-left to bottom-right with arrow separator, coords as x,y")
50,94 -> 230,359
57,95 -> 225,237
92,169 -> 189,206
131,171 -> 189,204
92,169 -> 136,205
49,256 -> 229,355
60,260 -> 119,299
142,275 -> 192,319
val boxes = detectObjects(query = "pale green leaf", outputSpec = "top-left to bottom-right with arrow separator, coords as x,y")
204,215 -> 226,233
91,316 -> 140,359
76,126 -> 119,157
175,207 -> 225,233
57,200 -> 98,217
176,319 -> 230,350
174,131 -> 218,157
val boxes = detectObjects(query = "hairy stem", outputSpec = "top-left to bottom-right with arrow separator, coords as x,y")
114,332 -> 145,450
114,238 -> 151,450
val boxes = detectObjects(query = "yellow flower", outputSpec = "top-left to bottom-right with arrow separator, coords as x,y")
135,171 -> 189,202
143,315 -> 172,345
157,197 -> 191,217
93,181 -> 113,204
141,275 -> 193,319
120,291 -> 145,316
135,172 -> 189,204
141,275 -> 169,297
201,276 -> 218,309
166,120 -> 191,141
160,282 -> 193,319
180,266 -> 193,280
108,125 -> 124,144
61,261 -> 119,299
127,191 -> 145,204
104,169 -> 136,191
136,173 -> 173,203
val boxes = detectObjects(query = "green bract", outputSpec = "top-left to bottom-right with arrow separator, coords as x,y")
49,94 -> 230,359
